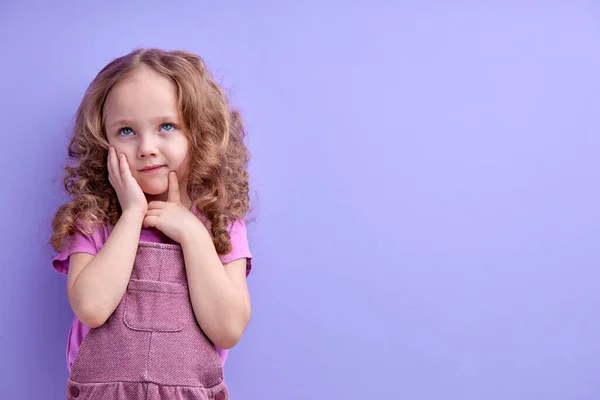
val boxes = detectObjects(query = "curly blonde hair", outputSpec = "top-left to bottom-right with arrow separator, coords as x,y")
51,48 -> 250,255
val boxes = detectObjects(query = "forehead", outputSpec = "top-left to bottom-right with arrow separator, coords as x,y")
103,66 -> 179,121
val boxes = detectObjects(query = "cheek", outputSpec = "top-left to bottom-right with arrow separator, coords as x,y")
174,139 -> 191,175
177,153 -> 191,178
109,141 -> 134,159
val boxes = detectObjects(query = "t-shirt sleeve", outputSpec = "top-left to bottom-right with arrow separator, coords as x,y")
52,227 -> 107,275
219,219 -> 253,277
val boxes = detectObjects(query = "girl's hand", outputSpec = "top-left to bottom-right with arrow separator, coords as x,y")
143,172 -> 203,244
107,147 -> 148,216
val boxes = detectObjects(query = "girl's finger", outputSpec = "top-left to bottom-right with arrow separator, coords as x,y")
167,172 -> 181,204
147,201 -> 167,210
143,215 -> 158,229
144,209 -> 161,217
107,147 -> 119,182
119,153 -> 130,177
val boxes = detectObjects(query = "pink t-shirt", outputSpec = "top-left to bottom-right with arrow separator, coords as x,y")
52,219 -> 252,372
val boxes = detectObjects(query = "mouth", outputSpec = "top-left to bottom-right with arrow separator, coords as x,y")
140,165 -> 166,173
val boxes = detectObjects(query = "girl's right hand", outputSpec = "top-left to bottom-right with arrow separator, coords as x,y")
107,147 -> 148,216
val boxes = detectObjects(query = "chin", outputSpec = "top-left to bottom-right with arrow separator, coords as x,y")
139,181 -> 169,197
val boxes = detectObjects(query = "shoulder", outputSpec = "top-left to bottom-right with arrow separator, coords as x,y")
221,219 -> 253,277
191,209 -> 254,276
227,219 -> 249,245
52,224 -> 109,275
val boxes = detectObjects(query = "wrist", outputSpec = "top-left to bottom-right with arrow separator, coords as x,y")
180,220 -> 211,248
120,209 -> 145,225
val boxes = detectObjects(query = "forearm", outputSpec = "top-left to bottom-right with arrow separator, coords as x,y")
181,227 -> 250,349
70,211 -> 144,326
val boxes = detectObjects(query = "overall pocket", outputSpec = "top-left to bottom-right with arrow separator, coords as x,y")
123,279 -> 192,332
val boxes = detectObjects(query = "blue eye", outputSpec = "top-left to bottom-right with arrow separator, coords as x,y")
160,123 -> 175,132
119,127 -> 134,136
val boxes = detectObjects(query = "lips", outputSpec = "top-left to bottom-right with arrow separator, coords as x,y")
140,165 -> 166,172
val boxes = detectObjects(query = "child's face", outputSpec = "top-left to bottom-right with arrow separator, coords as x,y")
103,66 -> 190,202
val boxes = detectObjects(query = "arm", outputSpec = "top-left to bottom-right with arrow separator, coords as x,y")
180,226 -> 251,349
66,210 -> 144,328
142,173 -> 251,348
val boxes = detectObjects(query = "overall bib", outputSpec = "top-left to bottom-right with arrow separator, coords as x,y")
66,242 -> 228,400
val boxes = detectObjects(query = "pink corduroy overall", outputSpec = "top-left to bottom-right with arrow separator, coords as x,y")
66,242 -> 229,400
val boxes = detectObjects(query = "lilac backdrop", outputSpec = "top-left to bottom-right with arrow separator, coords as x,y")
1,1 -> 600,399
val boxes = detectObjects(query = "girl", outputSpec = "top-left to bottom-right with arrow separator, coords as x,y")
50,48 -> 253,400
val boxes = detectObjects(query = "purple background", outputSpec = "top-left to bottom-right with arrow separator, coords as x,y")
1,1 -> 600,399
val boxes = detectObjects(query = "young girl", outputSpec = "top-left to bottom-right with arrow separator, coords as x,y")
50,48 -> 253,400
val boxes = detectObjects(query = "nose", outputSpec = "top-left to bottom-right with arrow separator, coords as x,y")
137,134 -> 158,158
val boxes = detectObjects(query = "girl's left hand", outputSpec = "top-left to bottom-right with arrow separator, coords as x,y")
143,172 -> 203,244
